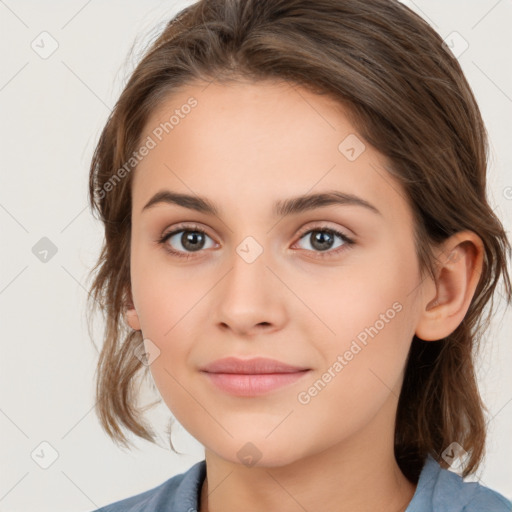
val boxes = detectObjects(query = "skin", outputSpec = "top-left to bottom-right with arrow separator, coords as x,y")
125,79 -> 484,512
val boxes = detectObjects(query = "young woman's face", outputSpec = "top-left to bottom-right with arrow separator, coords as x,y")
127,80 -> 429,466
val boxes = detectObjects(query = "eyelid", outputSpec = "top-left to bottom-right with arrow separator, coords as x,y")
161,222 -> 215,239
294,221 -> 354,240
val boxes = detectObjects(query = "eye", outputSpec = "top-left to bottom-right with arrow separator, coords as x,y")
157,223 -> 355,260
157,224 -> 216,259
293,226 -> 354,258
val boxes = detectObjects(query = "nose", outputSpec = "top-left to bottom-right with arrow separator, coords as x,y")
213,240 -> 286,337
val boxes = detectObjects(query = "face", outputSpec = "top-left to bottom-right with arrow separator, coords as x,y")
126,79 -> 428,467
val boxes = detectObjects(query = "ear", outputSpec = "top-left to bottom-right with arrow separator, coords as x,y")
415,231 -> 484,341
124,289 -> 141,331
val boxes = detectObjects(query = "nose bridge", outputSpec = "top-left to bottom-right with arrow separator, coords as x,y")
213,233 -> 282,331
235,234 -> 266,267
225,233 -> 270,298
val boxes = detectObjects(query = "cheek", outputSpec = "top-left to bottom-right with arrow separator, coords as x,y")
131,256 -> 212,413
298,242 -> 418,401
298,241 -> 416,350
290,290 -> 415,457
131,242 -> 203,335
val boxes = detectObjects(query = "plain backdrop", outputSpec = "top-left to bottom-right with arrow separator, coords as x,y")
0,1 -> 511,510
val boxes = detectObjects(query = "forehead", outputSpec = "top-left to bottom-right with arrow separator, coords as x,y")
132,80 -> 412,226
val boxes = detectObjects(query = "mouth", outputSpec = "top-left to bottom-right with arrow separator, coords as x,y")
199,357 -> 311,396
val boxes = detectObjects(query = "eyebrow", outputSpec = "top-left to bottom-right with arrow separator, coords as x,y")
141,189 -> 382,217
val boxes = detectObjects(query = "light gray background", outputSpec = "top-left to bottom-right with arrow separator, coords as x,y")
1,1 -> 511,510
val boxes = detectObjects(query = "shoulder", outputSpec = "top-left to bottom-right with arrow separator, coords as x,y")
87,460 -> 206,512
407,455 -> 512,512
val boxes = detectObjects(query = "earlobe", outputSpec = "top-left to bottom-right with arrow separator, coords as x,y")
415,231 -> 484,341
124,291 -> 141,331
125,307 -> 141,331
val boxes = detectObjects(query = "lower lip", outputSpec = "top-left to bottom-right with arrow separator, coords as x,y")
202,371 -> 310,396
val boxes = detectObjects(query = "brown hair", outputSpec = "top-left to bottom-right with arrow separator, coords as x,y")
86,0 -> 511,482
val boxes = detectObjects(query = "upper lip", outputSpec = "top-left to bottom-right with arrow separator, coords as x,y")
200,357 -> 309,374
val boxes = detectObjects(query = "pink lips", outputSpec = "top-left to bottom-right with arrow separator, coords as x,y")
200,357 -> 310,396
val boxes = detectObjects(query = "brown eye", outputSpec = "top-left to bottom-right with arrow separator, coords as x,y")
158,225 -> 216,259
295,228 -> 353,254
297,227 -> 355,258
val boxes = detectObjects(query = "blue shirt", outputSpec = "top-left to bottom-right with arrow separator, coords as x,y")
89,455 -> 511,511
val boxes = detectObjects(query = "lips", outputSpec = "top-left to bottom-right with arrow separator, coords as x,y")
200,356 -> 309,374
199,357 -> 311,396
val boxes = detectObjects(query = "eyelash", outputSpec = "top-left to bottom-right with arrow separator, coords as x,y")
157,223 -> 355,260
